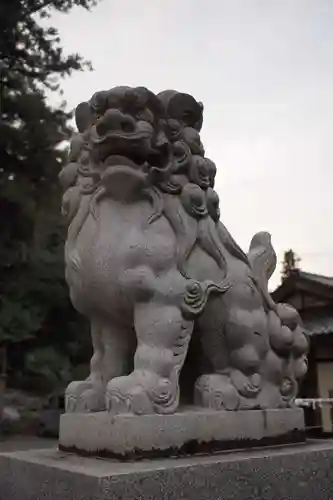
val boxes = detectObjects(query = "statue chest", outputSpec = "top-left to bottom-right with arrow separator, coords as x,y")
69,200 -> 178,306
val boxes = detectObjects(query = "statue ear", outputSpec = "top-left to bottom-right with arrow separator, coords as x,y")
75,102 -> 92,133
194,102 -> 204,131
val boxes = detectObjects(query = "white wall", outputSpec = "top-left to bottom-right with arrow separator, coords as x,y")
317,362 -> 333,432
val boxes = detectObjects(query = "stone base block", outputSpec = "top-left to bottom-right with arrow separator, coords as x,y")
1,439 -> 333,499
59,407 -> 305,460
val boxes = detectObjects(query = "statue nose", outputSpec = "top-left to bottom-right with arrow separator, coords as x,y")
95,109 -> 135,136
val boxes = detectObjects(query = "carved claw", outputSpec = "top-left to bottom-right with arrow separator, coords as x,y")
229,369 -> 262,399
106,371 -> 178,415
106,374 -> 154,415
65,380 -> 105,413
195,374 -> 240,410
75,388 -> 106,412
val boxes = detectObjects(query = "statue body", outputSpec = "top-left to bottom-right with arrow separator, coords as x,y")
60,86 -> 308,416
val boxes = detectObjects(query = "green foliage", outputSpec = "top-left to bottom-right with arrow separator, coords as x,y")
0,0 -> 99,256
25,347 -> 71,390
0,299 -> 43,344
0,0 -> 99,384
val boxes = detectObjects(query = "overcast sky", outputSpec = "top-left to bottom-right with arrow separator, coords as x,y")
49,0 -> 333,289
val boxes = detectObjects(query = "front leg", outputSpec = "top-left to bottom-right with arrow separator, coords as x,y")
65,318 -> 104,412
65,319 -> 132,412
106,302 -> 194,415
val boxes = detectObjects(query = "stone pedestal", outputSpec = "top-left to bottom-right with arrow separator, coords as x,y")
58,408 -> 305,460
1,439 -> 333,500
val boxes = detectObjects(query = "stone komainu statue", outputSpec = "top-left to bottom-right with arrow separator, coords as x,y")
59,86 -> 308,415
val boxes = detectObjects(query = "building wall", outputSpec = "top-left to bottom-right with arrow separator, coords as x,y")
316,362 -> 333,433
316,342 -> 333,360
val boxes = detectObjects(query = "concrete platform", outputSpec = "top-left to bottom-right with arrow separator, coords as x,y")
1,439 -> 333,499
0,435 -> 56,452
58,408 -> 305,460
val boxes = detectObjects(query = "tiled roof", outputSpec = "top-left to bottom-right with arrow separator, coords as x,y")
271,270 -> 333,303
298,271 -> 333,289
302,310 -> 333,336
271,271 -> 333,336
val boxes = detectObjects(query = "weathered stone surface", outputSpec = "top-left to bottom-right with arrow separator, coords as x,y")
59,408 -> 305,460
1,439 -> 333,500
60,86 -> 308,420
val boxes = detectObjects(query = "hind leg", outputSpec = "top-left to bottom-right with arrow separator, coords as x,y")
193,295 -> 241,410
106,302 -> 193,415
194,287 -> 269,410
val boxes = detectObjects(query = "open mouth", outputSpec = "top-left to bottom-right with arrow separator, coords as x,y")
101,141 -> 170,172
104,153 -> 146,170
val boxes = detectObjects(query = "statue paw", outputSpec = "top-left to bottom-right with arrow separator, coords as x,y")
194,374 -> 240,410
229,369 -> 262,399
105,371 -> 178,415
65,380 -> 105,413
